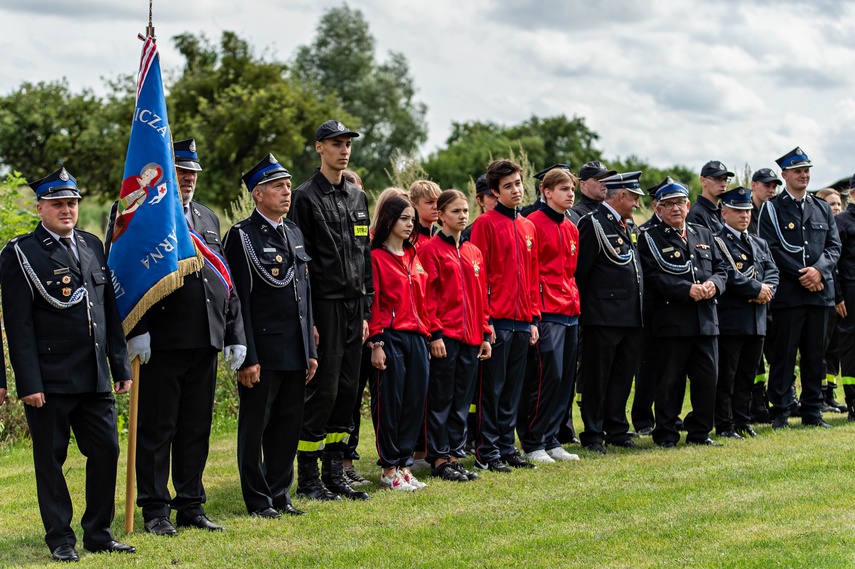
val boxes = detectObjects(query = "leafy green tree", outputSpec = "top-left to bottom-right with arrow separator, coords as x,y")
0,81 -> 132,198
168,31 -> 355,209
422,115 -> 604,191
293,4 -> 428,189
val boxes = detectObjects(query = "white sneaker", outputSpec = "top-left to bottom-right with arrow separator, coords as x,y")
523,449 -> 556,463
400,467 -> 427,489
410,458 -> 431,472
380,468 -> 415,491
546,446 -> 580,461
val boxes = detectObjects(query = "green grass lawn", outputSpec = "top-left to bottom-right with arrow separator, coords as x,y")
2,409 -> 855,568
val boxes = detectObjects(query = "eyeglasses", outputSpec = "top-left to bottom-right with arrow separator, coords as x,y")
659,200 -> 688,210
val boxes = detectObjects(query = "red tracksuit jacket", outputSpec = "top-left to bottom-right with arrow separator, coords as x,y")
368,246 -> 430,338
418,232 -> 491,346
470,203 -> 540,327
527,205 -> 581,319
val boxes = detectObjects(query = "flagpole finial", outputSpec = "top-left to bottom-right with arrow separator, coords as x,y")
146,0 -> 155,39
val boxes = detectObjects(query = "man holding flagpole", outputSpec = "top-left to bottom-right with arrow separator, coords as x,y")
107,33 -> 245,536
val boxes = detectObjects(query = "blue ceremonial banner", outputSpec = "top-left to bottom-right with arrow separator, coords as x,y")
108,35 -> 201,335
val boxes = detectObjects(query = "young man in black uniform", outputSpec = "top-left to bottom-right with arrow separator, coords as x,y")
287,120 -> 372,502
832,175 -> 855,421
713,187 -> 779,439
572,161 -> 617,218
224,154 -> 318,518
687,160 -> 733,233
759,147 -> 840,429
747,167 -> 782,422
1,168 -> 135,561
638,178 -> 728,447
631,182 -> 663,436
125,139 -> 247,535
576,171 -> 645,453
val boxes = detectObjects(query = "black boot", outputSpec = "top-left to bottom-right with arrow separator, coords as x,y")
825,385 -> 847,413
322,451 -> 370,501
296,452 -> 341,501
848,402 -> 855,423
750,384 -> 771,423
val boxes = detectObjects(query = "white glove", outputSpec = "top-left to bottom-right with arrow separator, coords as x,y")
224,345 -> 247,371
127,333 -> 152,365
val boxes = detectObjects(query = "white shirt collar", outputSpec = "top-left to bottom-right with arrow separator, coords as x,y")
256,209 -> 283,229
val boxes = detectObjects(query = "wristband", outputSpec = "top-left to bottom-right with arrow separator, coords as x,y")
368,341 -> 385,350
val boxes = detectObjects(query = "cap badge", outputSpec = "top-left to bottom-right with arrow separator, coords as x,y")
59,169 -> 69,182
336,121 -> 346,131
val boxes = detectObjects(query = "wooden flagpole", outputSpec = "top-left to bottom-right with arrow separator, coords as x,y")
124,357 -> 140,533
124,0 -> 155,534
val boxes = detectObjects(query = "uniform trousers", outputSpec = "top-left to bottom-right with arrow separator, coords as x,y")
237,369 -> 306,512
652,336 -> 718,445
136,347 -> 217,520
631,309 -> 656,431
518,322 -> 577,453
475,328 -> 530,463
26,393 -> 119,550
424,339 -> 479,463
371,329 -> 429,468
300,298 -> 364,454
715,335 -> 764,432
767,306 -> 826,422
580,326 -> 641,446
833,286 -> 855,405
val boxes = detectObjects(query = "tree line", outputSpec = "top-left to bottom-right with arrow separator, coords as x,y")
0,4 -> 699,210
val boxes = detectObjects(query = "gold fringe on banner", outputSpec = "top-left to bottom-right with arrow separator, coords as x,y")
121,251 -> 203,336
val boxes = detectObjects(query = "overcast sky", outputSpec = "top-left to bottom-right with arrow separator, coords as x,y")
3,0 -> 854,188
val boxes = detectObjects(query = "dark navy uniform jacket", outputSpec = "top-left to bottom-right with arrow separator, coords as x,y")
223,210 -> 317,371
758,191 -> 840,309
638,222 -> 727,337
714,228 -> 779,336
687,195 -> 724,234
1,224 -> 131,397
576,203 -> 643,328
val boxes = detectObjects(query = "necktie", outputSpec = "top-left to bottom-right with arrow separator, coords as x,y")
60,237 -> 79,269
741,233 -> 750,248
184,205 -> 194,229
276,224 -> 287,239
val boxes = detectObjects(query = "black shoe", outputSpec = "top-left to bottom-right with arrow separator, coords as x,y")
736,425 -> 759,437
504,453 -> 537,469
144,516 -> 177,536
636,427 -> 654,436
717,430 -> 744,440
322,452 -> 371,501
51,544 -> 79,562
771,416 -> 789,430
657,441 -> 677,449
607,439 -> 644,449
283,504 -> 305,516
474,458 -> 512,473
627,431 -> 639,438
583,443 -> 607,455
803,418 -> 833,429
342,465 -> 370,487
449,461 -> 479,480
251,507 -> 282,519
431,462 -> 469,482
687,438 -> 723,447
175,514 -> 224,532
83,540 -> 136,554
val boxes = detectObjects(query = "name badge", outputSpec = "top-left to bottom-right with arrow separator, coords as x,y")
354,225 -> 369,237
263,248 -> 276,253
54,267 -> 70,275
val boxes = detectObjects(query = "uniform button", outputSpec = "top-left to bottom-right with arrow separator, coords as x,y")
95,343 -> 100,348
690,254 -> 694,259
204,278 -> 209,283
89,302 -> 94,307
206,299 -> 211,303
93,323 -> 97,327
804,241 -> 808,245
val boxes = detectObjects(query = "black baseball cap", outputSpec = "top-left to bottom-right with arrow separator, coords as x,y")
700,161 -> 734,178
475,175 -> 490,195
579,161 -> 617,181
316,120 -> 360,142
752,168 -> 782,186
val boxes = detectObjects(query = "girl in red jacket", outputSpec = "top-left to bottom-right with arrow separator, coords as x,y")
419,190 -> 492,482
368,195 -> 431,491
